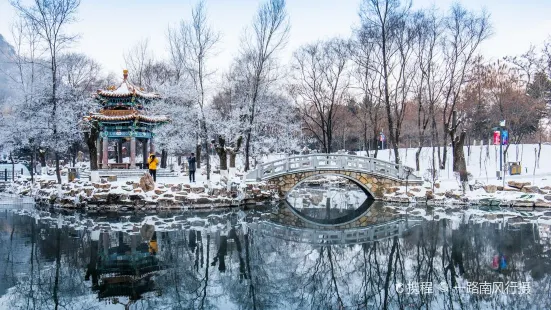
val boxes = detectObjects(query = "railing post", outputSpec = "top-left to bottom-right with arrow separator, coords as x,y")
4,169 -> 7,182
285,158 -> 289,172
312,156 -> 317,169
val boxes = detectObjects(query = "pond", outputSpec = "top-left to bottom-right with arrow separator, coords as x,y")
0,191 -> 549,309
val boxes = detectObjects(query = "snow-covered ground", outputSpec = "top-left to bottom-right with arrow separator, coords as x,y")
357,144 -> 551,189
6,144 -> 551,208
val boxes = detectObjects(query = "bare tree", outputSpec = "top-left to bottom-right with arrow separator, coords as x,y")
350,32 -> 384,157
411,9 -> 445,171
123,38 -> 153,87
57,53 -> 102,170
11,0 -> 82,184
439,4 -> 491,172
359,0 -> 416,164
291,39 -> 350,153
169,0 -> 220,180
240,0 -> 290,171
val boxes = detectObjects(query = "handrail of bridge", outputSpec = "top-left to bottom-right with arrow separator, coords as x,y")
244,154 -> 422,183
247,218 -> 423,245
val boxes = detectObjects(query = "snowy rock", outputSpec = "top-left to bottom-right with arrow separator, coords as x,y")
521,186 -> 544,194
92,182 -> 111,189
154,189 -> 167,195
483,185 -> 497,193
191,187 -> 205,194
508,181 -> 531,189
171,184 -> 182,192
426,191 -> 434,200
139,173 -> 155,192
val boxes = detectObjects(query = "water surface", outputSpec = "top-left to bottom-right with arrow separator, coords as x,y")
0,195 -> 548,309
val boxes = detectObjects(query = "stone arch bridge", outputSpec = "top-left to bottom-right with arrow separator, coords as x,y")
245,154 -> 422,200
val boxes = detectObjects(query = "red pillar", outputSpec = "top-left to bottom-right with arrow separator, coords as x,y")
130,137 -> 136,168
102,138 -> 109,167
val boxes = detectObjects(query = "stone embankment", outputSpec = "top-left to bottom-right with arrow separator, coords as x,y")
381,180 -> 551,208
7,176 -> 277,210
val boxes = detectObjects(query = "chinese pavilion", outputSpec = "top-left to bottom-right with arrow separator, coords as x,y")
87,70 -> 169,169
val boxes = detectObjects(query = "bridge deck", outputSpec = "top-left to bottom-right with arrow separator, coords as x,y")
245,154 -> 422,183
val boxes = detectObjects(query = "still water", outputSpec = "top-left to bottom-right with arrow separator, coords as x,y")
0,194 -> 549,309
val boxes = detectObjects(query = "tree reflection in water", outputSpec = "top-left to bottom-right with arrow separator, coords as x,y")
0,207 -> 549,309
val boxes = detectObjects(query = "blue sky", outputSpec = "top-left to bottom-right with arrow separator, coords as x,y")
0,0 -> 550,76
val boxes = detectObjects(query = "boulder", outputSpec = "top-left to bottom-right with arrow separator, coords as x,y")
191,187 -> 205,194
426,191 -> 434,200
521,186 -> 544,194
483,185 -> 497,193
508,181 -> 531,190
171,184 -> 182,192
139,173 -> 155,192
154,189 -> 167,195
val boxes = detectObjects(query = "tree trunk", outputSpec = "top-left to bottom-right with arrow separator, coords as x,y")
415,146 -> 422,172
229,136 -> 242,169
244,131 -> 251,171
30,148 -> 34,183
441,142 -> 448,170
196,143 -> 201,169
84,124 -> 99,171
452,131 -> 467,173
215,136 -> 228,171
55,152 -> 62,184
161,149 -> 168,168
39,151 -> 46,167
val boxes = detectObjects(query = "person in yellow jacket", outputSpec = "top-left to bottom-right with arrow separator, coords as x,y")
147,153 -> 159,182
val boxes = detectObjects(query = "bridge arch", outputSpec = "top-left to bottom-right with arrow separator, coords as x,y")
245,154 -> 422,200
290,172 -> 375,199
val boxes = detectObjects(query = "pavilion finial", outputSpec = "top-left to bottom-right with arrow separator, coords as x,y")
123,69 -> 128,81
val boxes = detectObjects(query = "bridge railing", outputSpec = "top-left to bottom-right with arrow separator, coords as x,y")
245,154 -> 421,182
247,218 -> 422,245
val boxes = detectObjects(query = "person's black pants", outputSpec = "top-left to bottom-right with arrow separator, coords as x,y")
149,169 -> 157,182
189,170 -> 195,182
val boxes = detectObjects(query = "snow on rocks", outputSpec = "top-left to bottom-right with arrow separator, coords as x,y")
5,175 -> 277,210
381,180 -> 551,209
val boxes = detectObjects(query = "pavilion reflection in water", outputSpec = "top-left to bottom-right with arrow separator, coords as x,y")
86,230 -> 165,301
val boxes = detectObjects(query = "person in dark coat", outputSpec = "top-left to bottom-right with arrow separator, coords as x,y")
187,153 -> 196,183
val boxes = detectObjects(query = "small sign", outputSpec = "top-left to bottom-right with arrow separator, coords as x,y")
493,131 -> 500,145
501,130 -> 509,145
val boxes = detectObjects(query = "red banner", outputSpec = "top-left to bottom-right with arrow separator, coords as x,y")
493,131 -> 500,145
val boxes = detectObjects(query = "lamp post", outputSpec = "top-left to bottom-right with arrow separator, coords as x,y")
492,120 -> 506,182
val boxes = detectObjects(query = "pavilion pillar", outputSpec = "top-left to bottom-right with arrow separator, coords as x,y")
150,137 -> 155,154
142,139 -> 148,169
117,140 -> 123,163
130,137 -> 136,168
97,137 -> 102,166
102,138 -> 109,167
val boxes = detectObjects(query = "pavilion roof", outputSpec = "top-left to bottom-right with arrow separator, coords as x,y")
85,112 -> 169,123
96,70 -> 161,99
